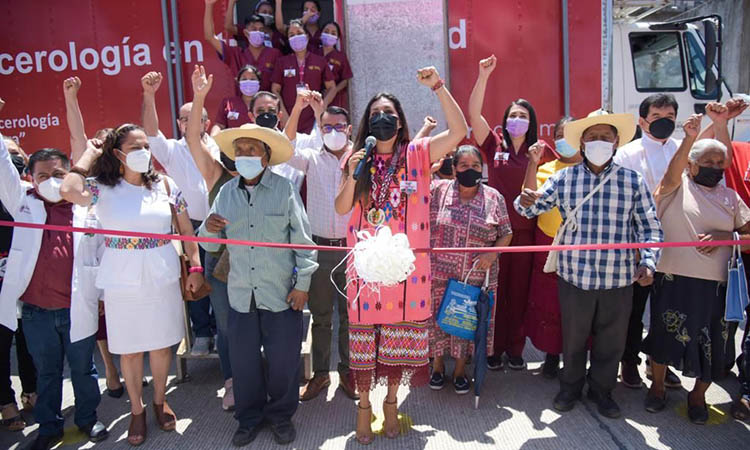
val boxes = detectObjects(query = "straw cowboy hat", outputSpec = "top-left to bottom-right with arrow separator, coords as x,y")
564,109 -> 637,150
213,124 -> 293,166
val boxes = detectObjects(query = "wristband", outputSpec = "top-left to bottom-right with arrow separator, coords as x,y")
188,266 -> 204,274
431,79 -> 445,91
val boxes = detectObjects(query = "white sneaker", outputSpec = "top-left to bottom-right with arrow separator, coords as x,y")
222,379 -> 235,411
191,337 -> 211,356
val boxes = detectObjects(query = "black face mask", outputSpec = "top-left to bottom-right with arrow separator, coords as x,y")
455,168 -> 482,187
220,152 -> 237,172
438,157 -> 454,176
11,154 -> 26,175
693,166 -> 724,187
369,112 -> 398,141
255,112 -> 278,129
647,117 -> 676,140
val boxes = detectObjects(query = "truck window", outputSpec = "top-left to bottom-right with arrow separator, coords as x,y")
629,32 -> 686,92
684,32 -> 718,99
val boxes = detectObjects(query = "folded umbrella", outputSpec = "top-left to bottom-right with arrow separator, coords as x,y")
473,269 -> 492,409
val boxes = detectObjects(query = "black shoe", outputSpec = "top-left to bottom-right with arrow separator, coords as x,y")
487,355 -> 503,371
453,376 -> 470,395
644,391 -> 667,413
232,425 -> 262,447
270,421 -> 296,445
587,390 -> 621,419
553,390 -> 581,412
79,420 -> 109,442
29,432 -> 64,450
429,371 -> 445,391
687,402 -> 709,425
542,354 -> 560,379
620,361 -> 643,389
507,356 -> 526,370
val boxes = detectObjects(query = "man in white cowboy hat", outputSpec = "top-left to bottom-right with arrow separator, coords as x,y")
198,123 -> 318,446
514,109 -> 663,419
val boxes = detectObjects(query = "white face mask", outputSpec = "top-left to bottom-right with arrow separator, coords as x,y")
235,156 -> 265,180
322,130 -> 348,151
120,148 -> 152,173
583,140 -> 614,167
37,177 -> 63,203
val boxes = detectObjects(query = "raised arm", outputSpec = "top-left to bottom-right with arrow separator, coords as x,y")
204,0 -> 224,56
522,142 -> 545,190
274,0 -> 287,36
654,114 -> 702,199
189,65 -> 224,190
468,55 -> 496,146
63,77 -> 87,163
415,67 -> 468,162
224,0 -> 239,37
141,71 -> 162,137
284,90 -> 311,142
0,133 -> 26,215
335,148 -> 365,214
414,116 -> 437,140
60,139 -> 102,207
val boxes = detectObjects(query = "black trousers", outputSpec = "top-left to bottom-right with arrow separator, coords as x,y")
0,320 -> 37,405
228,298 -> 303,429
621,283 -> 652,365
558,279 -> 633,394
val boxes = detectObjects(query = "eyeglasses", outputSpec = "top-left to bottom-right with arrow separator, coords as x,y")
321,124 -> 348,133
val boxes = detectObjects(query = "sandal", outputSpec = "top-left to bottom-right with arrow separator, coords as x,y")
20,392 -> 36,411
127,409 -> 147,446
355,403 -> 374,445
383,399 -> 399,439
153,402 -> 177,431
1,403 -> 26,431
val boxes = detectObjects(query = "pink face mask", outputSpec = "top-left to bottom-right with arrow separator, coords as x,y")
505,117 -> 530,138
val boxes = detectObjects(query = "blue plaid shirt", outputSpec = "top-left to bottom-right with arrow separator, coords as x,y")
514,162 -> 663,291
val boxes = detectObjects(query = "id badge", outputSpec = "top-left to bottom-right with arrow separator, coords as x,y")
284,68 -> 296,77
227,111 -> 239,120
296,83 -> 307,93
400,180 -> 417,195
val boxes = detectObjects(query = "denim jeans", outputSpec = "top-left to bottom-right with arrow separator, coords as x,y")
189,220 -> 215,338
22,304 -> 100,436
205,252 -> 232,380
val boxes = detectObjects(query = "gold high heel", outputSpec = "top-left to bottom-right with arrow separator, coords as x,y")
383,399 -> 399,438
355,403 -> 374,445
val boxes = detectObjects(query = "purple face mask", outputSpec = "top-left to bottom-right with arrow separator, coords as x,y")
505,117 -> 530,138
246,30 -> 265,48
306,12 -> 320,23
289,34 -> 309,52
321,32 -> 338,48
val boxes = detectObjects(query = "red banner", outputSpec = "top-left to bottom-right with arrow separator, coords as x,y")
446,0 -> 602,141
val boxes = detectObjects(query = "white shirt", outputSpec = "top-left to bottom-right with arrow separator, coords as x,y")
286,132 -> 351,239
148,132 -> 220,221
613,134 -> 682,193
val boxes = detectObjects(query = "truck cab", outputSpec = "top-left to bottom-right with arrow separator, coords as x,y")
613,17 -> 750,141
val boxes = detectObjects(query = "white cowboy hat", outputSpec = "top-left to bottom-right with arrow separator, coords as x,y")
213,124 -> 293,166
564,109 -> 637,150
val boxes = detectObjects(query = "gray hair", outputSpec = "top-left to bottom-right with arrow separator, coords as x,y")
688,138 -> 727,162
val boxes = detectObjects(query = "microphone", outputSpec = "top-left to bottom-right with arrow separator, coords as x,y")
353,136 -> 377,181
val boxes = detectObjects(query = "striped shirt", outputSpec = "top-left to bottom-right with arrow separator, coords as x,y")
514,162 -> 663,291
198,169 -> 318,313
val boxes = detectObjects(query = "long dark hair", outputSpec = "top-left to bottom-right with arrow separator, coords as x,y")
502,98 -> 538,150
347,92 -> 410,205
91,124 -> 160,190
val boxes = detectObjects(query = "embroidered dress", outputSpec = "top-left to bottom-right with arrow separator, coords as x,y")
346,138 -> 432,390
86,176 -> 186,354
428,180 -> 511,359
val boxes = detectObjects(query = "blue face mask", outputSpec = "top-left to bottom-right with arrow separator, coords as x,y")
555,138 -> 578,158
235,156 -> 264,179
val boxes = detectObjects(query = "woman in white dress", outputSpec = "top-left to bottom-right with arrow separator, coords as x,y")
61,124 -> 203,446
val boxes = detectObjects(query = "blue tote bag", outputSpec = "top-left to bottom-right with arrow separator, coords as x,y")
437,264 -> 494,340
726,232 -> 749,322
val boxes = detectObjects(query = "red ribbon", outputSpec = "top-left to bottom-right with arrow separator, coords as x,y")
0,220 -> 747,254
